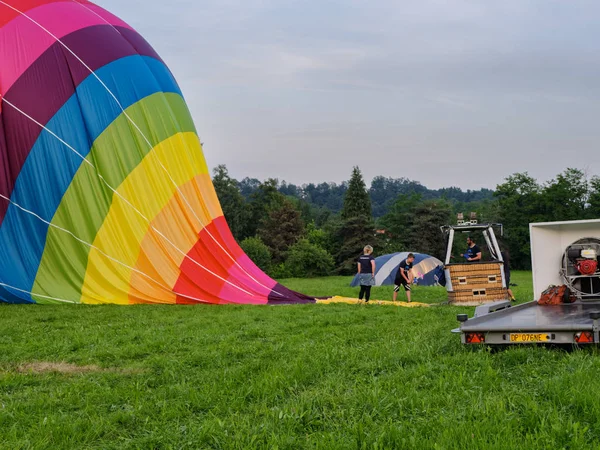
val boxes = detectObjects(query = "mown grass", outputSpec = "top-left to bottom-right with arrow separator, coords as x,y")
2,271 -> 600,449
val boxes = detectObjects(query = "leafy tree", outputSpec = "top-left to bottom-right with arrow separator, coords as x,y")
587,176 -> 600,219
341,167 -> 371,220
541,168 -> 588,221
408,200 -> 452,259
212,165 -> 247,241
279,181 -> 300,197
496,172 -> 541,199
495,172 -> 544,269
238,177 -> 261,198
289,197 -> 318,225
257,199 -> 305,263
285,239 -> 335,277
378,193 -> 423,251
369,176 -> 397,218
369,177 -> 493,218
314,207 -> 332,227
239,237 -> 271,272
246,179 -> 286,237
320,214 -> 344,256
305,222 -> 329,249
304,182 -> 347,212
434,186 -> 495,203
495,169 -> 594,269
369,176 -> 428,217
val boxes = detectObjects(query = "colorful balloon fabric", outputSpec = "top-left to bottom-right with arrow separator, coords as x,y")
0,0 -> 314,305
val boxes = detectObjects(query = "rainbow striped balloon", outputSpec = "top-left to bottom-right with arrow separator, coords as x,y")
0,0 -> 314,305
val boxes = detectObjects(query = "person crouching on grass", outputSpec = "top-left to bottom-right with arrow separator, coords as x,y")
393,253 -> 415,303
357,245 -> 376,302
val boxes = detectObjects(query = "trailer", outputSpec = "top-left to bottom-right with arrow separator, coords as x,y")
454,219 -> 600,345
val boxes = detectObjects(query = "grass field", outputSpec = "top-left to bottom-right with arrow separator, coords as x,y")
2,271 -> 600,449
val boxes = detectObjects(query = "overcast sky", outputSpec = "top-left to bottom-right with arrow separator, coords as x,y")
97,0 -> 600,190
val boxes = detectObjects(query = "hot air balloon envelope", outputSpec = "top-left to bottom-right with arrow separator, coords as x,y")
0,0 -> 313,305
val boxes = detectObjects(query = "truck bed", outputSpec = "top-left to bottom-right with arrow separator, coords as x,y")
457,300 -> 600,344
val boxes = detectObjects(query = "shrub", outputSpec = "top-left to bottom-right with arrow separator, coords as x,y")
305,222 -> 334,249
268,263 -> 292,279
240,237 -> 271,272
285,239 -> 335,278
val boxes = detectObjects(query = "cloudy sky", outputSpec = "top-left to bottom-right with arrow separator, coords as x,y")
98,0 -> 600,190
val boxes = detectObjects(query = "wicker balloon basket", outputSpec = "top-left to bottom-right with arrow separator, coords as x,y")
446,262 -> 509,306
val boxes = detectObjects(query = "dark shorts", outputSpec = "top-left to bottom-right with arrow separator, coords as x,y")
394,280 -> 411,292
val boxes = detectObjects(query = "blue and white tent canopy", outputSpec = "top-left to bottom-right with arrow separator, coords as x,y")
351,252 -> 444,287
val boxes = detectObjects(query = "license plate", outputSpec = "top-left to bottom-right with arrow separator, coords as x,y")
510,333 -> 550,343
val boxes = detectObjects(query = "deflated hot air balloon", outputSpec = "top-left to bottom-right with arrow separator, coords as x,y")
0,0 -> 314,305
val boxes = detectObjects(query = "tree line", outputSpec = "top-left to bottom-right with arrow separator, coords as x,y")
213,165 -> 600,276
235,174 -> 494,219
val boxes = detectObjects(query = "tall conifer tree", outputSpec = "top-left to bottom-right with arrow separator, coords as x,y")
336,167 -> 375,274
341,166 -> 372,220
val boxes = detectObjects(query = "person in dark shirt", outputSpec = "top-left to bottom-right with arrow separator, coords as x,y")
393,253 -> 415,302
461,236 -> 482,262
357,245 -> 376,302
501,249 -> 516,301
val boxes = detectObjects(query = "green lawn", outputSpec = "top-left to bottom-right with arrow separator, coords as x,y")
1,271 -> 600,449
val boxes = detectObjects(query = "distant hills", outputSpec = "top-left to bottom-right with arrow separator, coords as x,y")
238,175 -> 494,218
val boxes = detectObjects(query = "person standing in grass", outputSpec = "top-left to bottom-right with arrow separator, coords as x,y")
357,245 -> 376,302
393,253 -> 415,303
501,249 -> 516,302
